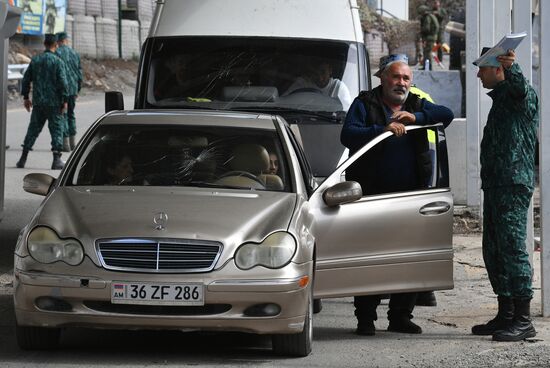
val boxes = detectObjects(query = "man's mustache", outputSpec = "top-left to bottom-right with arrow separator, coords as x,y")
392,87 -> 408,94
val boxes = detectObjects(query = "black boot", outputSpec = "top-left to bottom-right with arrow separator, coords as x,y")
69,135 -> 77,150
51,151 -> 64,170
16,149 -> 29,168
492,298 -> 536,341
416,291 -> 437,306
62,137 -> 71,152
356,320 -> 376,336
472,296 -> 514,335
387,316 -> 422,334
387,293 -> 422,334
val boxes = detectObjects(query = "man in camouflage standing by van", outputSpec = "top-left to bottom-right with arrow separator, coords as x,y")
418,2 -> 439,70
16,34 -> 68,170
472,49 -> 538,342
56,31 -> 82,152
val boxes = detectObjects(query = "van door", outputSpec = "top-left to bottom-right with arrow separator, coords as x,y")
310,125 -> 454,299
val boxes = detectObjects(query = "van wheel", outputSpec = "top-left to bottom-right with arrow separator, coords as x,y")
313,299 -> 323,314
16,323 -> 60,350
271,287 -> 313,357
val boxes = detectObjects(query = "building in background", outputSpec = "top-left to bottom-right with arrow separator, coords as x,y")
368,0 -> 409,20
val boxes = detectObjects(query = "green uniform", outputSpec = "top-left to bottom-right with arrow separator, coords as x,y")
419,9 -> 439,70
56,44 -> 82,137
480,63 -> 539,298
433,7 -> 447,61
21,50 -> 68,152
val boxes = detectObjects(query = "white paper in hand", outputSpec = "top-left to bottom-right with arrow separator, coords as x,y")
473,32 -> 527,67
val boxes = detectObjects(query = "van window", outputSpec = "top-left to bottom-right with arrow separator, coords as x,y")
145,37 -> 360,114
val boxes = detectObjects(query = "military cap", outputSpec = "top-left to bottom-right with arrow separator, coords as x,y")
472,47 -> 501,68
44,33 -> 57,45
56,32 -> 68,42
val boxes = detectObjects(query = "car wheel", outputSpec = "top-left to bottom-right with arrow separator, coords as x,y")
313,298 -> 323,314
16,323 -> 60,350
271,286 -> 312,357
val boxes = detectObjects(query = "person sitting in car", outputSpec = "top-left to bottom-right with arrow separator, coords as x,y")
283,59 -> 352,110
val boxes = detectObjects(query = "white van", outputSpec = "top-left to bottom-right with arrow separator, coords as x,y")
110,0 -> 371,177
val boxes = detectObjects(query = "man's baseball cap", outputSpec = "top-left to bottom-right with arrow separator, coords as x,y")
374,54 -> 409,77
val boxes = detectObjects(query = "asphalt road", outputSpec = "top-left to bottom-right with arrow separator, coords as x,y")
1,94 -> 550,367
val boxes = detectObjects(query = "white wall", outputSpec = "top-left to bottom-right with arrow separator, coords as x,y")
376,0 -> 409,20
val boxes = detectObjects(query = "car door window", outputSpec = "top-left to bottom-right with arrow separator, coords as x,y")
343,125 -> 449,197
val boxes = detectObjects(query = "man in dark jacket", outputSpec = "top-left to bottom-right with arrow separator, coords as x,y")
16,33 -> 68,170
471,49 -> 538,342
56,31 -> 83,152
341,54 -> 454,336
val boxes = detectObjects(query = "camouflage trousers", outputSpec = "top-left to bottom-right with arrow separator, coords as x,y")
482,185 -> 533,298
422,38 -> 435,70
63,95 -> 77,137
22,105 -> 64,152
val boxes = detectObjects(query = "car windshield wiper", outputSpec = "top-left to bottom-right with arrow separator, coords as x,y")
149,101 -> 219,109
230,106 -> 345,123
186,181 -> 256,190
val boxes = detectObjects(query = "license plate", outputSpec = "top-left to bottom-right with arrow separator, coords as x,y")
111,282 -> 204,306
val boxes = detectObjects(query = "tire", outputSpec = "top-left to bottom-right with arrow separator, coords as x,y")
16,323 -> 61,350
271,286 -> 313,357
313,299 -> 323,314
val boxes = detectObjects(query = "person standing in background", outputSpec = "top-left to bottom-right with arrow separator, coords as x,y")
56,31 -> 83,152
16,34 -> 68,170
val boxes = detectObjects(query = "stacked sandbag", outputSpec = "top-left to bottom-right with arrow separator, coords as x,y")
128,0 -> 153,22
96,18 -> 119,59
73,15 -> 97,59
85,0 -> 102,17
101,0 -> 119,20
68,0 -> 86,15
139,20 -> 151,45
121,19 -> 140,60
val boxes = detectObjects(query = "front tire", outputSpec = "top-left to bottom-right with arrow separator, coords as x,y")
271,286 -> 313,357
16,323 -> 61,350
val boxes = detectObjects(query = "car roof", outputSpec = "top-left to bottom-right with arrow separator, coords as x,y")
99,109 -> 279,130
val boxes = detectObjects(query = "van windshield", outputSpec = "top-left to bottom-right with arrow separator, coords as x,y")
146,37 -> 360,114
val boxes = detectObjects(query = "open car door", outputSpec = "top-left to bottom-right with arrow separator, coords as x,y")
310,125 -> 454,299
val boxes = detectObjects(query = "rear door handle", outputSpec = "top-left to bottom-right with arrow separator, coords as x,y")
419,202 -> 451,215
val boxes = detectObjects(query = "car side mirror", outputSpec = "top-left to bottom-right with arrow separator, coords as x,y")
323,181 -> 362,207
23,173 -> 55,196
105,91 -> 124,113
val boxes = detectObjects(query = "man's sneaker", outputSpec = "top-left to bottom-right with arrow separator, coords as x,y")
356,320 -> 375,336
388,318 -> 422,334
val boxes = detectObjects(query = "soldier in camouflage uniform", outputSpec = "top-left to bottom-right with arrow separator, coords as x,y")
472,49 -> 539,342
56,31 -> 83,152
418,3 -> 439,70
16,34 -> 68,170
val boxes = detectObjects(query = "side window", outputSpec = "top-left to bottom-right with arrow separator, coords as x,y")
344,126 -> 449,196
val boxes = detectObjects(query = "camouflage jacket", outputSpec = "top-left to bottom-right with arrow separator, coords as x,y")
21,50 -> 68,107
480,63 -> 539,189
56,44 -> 83,96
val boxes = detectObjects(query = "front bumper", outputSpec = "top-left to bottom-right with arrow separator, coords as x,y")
14,258 -> 312,334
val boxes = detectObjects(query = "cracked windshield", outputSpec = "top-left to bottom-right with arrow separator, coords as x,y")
145,37 -> 360,116
67,125 -> 290,192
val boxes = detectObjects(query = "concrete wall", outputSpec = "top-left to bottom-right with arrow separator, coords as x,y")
412,70 -> 463,119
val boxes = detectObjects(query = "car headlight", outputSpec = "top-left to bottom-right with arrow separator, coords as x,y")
235,232 -> 297,270
27,226 -> 84,266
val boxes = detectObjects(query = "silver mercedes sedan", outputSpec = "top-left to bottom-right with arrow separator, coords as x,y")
14,109 -> 454,356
